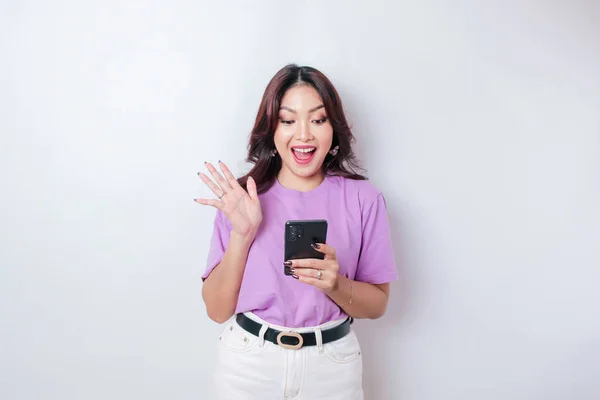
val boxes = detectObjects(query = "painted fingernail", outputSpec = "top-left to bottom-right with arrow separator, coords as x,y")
311,243 -> 321,249
283,261 -> 292,266
292,274 -> 299,279
289,268 -> 295,274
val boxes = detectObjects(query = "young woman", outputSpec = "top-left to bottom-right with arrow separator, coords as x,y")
195,64 -> 398,399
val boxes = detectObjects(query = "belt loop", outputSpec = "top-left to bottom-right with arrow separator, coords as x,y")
258,323 -> 268,348
314,328 -> 324,354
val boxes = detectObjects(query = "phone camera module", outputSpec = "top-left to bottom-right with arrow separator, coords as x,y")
287,225 -> 304,241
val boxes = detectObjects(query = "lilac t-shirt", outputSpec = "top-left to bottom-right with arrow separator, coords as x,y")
202,175 -> 398,327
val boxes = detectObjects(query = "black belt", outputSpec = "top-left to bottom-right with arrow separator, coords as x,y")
235,313 -> 352,350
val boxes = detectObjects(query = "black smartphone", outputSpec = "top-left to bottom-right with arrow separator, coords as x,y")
284,219 -> 328,275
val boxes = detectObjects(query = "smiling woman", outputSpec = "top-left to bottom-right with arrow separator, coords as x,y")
275,86 -> 334,181
235,64 -> 367,194
194,64 -> 398,399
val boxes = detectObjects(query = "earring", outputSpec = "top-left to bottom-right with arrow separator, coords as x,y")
270,149 -> 277,157
329,145 -> 339,156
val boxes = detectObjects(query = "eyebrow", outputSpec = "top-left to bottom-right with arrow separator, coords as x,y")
279,104 -> 325,114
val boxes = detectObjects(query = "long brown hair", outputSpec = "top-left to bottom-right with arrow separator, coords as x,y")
238,64 -> 367,194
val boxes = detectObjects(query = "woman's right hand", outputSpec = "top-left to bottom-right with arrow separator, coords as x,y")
195,161 -> 263,238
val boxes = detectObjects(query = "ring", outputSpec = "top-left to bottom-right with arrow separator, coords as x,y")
316,270 -> 322,280
218,192 -> 225,199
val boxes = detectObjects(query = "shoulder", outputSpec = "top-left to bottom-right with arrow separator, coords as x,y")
328,175 -> 383,211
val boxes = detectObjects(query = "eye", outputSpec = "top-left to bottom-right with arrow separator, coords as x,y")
279,118 -> 295,125
312,117 -> 328,125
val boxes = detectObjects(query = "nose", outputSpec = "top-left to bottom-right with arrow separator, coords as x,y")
294,119 -> 312,142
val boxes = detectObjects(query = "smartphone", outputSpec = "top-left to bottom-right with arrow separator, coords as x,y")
284,219 -> 328,275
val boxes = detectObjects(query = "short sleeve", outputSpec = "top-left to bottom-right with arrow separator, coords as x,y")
201,210 -> 231,281
354,193 -> 398,284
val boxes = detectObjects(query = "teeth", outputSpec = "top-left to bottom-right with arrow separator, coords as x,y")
293,148 -> 315,153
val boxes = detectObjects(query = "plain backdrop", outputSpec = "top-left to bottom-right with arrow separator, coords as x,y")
1,1 -> 599,399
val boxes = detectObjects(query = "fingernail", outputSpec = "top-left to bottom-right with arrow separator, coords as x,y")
311,243 -> 321,249
292,274 -> 299,279
283,261 -> 292,266
289,268 -> 295,274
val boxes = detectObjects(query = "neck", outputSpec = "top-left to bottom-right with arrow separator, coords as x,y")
277,167 -> 325,192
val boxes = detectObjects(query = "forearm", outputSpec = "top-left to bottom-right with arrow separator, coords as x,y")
202,231 -> 255,323
328,276 -> 389,319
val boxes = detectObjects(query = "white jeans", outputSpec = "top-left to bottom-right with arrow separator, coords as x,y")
213,312 -> 364,400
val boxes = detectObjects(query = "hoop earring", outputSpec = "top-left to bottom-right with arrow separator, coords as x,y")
329,145 -> 339,156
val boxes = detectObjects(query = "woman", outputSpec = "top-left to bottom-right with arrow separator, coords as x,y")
195,64 -> 398,399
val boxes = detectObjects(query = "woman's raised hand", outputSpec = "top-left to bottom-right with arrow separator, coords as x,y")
195,161 -> 262,237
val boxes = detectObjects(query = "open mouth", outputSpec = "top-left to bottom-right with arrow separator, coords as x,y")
291,146 -> 316,165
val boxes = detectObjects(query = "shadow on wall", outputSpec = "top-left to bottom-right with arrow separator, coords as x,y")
352,191 -> 423,399
336,81 -> 422,398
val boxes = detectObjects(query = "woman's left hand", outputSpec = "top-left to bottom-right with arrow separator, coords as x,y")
285,243 -> 340,293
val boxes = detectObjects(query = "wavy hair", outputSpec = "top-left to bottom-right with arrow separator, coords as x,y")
238,64 -> 366,193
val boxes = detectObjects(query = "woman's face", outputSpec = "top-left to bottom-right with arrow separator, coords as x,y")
274,85 -> 334,181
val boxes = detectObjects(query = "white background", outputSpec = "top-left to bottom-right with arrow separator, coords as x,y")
1,1 -> 599,399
